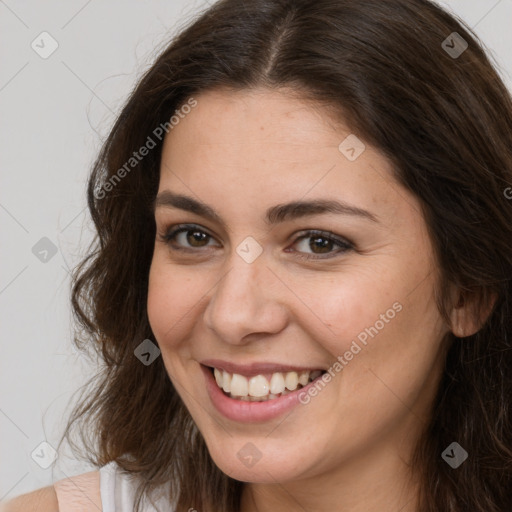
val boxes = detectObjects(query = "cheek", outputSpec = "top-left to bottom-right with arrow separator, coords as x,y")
146,257 -> 205,348
297,266 -> 398,354
299,259 -> 444,379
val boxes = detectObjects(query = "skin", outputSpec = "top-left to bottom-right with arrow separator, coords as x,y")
147,87 -> 465,512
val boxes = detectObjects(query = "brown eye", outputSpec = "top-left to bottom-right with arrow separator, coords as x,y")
184,229 -> 210,247
289,230 -> 353,260
160,224 -> 219,251
160,224 -> 353,260
308,235 -> 335,254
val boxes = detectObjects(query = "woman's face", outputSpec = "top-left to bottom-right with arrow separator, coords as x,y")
147,87 -> 450,487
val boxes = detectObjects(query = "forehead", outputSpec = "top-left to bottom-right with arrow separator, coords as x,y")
164,87 -> 345,155
161,88 -> 380,185
157,87 -> 417,233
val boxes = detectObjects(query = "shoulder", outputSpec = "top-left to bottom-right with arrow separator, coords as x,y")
0,485 -> 59,512
1,469 -> 102,512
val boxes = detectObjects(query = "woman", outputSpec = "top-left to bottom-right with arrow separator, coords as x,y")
4,0 -> 511,511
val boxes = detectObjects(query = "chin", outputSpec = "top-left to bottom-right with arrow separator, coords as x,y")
203,434 -> 310,484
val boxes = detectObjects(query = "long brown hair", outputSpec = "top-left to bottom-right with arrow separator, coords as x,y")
57,0 -> 512,510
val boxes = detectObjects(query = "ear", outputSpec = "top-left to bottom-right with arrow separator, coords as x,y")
448,286 -> 498,338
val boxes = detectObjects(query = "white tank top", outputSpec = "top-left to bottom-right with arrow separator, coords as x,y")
100,461 -> 176,512
54,461 -> 176,511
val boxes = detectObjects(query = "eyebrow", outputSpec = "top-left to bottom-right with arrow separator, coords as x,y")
153,190 -> 379,229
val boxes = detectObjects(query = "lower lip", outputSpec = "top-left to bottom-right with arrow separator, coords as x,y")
200,364 -> 322,423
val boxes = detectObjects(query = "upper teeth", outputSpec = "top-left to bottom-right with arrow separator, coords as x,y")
213,368 -> 323,399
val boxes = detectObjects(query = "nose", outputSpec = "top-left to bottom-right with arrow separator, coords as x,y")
202,250 -> 289,345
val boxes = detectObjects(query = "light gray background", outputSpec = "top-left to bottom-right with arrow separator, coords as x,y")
1,0 -> 511,500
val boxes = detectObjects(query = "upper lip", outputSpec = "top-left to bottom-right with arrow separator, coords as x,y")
200,359 -> 326,377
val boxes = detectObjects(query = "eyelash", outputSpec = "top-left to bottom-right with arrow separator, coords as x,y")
158,223 -> 354,260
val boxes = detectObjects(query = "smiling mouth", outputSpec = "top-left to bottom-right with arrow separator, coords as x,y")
208,367 -> 326,402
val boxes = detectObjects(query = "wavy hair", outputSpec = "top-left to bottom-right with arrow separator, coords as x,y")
57,0 -> 512,510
